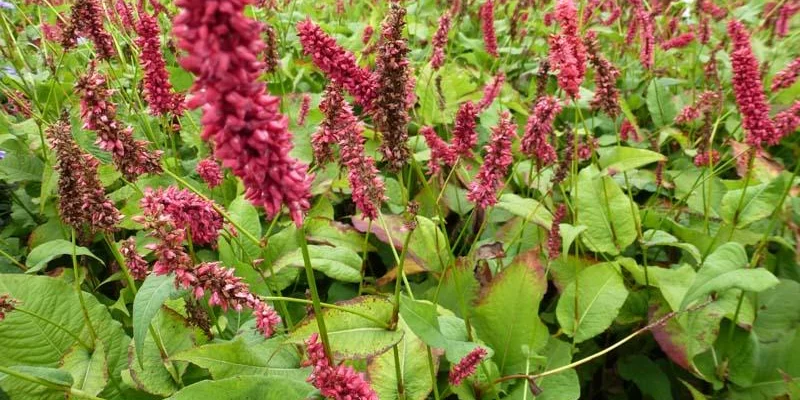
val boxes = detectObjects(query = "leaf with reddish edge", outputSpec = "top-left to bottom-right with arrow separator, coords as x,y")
351,214 -> 448,272
472,250 -> 548,374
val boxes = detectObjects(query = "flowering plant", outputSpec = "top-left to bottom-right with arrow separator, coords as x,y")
0,0 -> 799,399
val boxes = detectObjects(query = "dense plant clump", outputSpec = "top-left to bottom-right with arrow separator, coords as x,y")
0,1 -> 798,399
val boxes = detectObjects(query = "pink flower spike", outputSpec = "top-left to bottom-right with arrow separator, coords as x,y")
449,347 -> 488,386
521,96 -> 560,166
196,158 -> 223,189
451,101 -> 479,160
467,112 -> 516,209
772,57 -> 800,92
140,186 -> 223,246
136,9 -> 184,116
660,32 -> 695,51
728,20 -> 777,146
421,126 -> 454,175
304,334 -> 379,400
478,73 -> 505,111
430,11 -> 452,70
120,237 -> 149,280
480,0 -> 498,57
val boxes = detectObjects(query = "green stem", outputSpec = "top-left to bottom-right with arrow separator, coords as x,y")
297,224 -> 332,360
0,247 -> 26,271
393,345 -> 406,399
71,230 -> 97,348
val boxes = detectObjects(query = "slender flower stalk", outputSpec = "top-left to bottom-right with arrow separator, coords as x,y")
375,3 -> 412,172
521,96 -> 561,166
196,157 -> 223,188
449,347 -> 488,386
430,11 -> 451,70
47,118 -> 121,239
76,64 -> 163,181
297,19 -> 378,109
62,0 -> 116,59
175,0 -> 312,226
467,112 -> 516,209
548,0 -> 586,99
772,57 -> 800,91
136,9 -> 184,116
140,186 -> 223,246
304,333 -> 379,400
728,20 -> 777,146
477,73 -> 505,111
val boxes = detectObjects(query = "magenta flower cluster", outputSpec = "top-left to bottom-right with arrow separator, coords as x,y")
140,187 -> 223,246
175,0 -> 312,226
0,294 -> 16,322
304,333 -> 378,399
548,0 -> 586,99
467,112 -> 516,209
136,10 -> 184,116
728,20 -> 777,147
521,96 -> 561,167
430,11 -> 451,70
480,0 -> 498,57
449,347 -> 488,386
196,158 -> 224,189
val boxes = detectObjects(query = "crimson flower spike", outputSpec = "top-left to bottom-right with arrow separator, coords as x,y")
175,0 -> 312,226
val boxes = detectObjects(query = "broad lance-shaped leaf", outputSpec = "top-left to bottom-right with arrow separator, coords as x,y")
495,193 -> 553,229
25,239 -> 104,273
399,297 -> 489,363
368,320 -> 437,400
0,366 -> 74,400
287,296 -> 404,359
60,342 -> 108,397
124,308 -> 207,397
0,275 -> 131,400
172,337 -> 306,381
352,214 -> 448,272
556,262 -> 629,343
720,173 -> 790,228
680,242 -> 779,309
272,245 -> 362,283
472,250 -> 549,374
227,196 -> 262,259
133,274 -> 184,366
573,166 -> 639,255
646,78 -> 678,127
167,376 -> 314,400
642,230 -> 702,264
597,146 -> 666,174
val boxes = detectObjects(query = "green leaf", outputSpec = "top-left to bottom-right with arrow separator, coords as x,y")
416,63 -> 478,126
642,230 -> 702,264
559,224 -> 587,258
495,193 -> 554,229
287,296 -> 404,359
25,239 -> 104,273
573,166 -> 639,255
673,170 -> 726,218
0,152 -> 43,183
352,214 -> 449,272
473,251 -> 549,374
533,339 -> 580,400
680,243 -> 779,309
399,297 -> 484,363
125,308 -> 206,397
556,262 -> 629,343
368,322 -> 435,400
273,245 -> 363,283
227,196 -> 262,259
597,147 -> 666,174
306,217 -> 375,253
0,275 -> 132,400
720,174 -> 790,228
60,342 -> 108,397
133,274 -> 184,366
167,376 -> 314,400
172,338 -> 306,381
0,366 -> 74,400
618,355 -> 673,400
646,79 -> 677,127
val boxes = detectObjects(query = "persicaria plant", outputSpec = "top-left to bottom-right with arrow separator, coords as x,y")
0,0 -> 799,399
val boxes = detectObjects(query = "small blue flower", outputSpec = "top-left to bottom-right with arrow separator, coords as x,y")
0,1 -> 14,10
0,150 -> 6,160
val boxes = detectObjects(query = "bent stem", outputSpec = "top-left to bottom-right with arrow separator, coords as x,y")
298,224 -> 333,360
492,299 -> 713,385
259,296 -> 390,328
